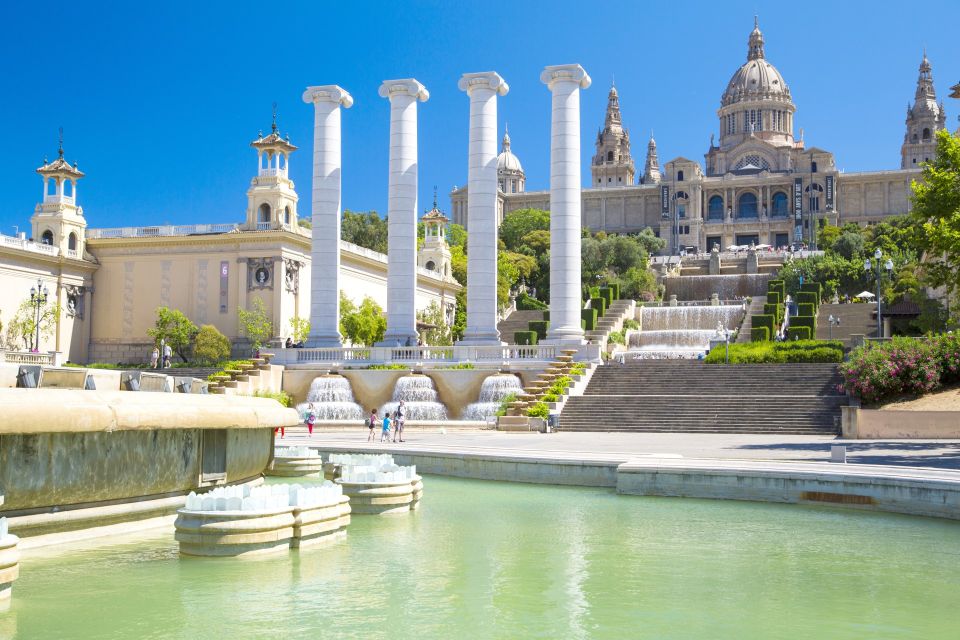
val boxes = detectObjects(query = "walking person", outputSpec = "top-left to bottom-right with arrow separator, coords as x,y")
380,412 -> 391,443
162,342 -> 172,369
305,411 -> 316,436
366,408 -> 378,442
393,400 -> 406,443
150,346 -> 159,369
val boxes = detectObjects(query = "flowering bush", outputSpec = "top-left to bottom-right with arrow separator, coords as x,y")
841,336 -> 949,404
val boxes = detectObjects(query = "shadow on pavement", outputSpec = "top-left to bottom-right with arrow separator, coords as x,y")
733,441 -> 960,469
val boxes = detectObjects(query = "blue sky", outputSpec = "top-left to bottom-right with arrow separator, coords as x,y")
0,0 -> 957,233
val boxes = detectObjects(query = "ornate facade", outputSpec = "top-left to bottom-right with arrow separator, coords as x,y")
450,19 -> 948,253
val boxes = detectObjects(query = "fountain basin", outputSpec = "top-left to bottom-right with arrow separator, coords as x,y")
174,507 -> 297,556
336,477 -> 422,515
267,453 -> 324,478
292,496 -> 351,548
0,531 -> 19,601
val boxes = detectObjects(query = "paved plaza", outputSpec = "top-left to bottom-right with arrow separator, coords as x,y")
286,428 -> 960,470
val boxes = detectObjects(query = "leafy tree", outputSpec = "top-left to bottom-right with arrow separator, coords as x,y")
452,288 -> 466,341
910,129 -> 960,298
289,316 -> 310,343
416,302 -> 453,346
833,230 -> 865,260
8,298 -> 61,351
298,217 -> 312,229
193,325 -> 231,365
147,306 -> 199,362
341,210 -> 389,253
500,208 -> 551,250
237,298 -> 273,352
631,227 -> 666,255
339,293 -> 386,346
450,244 -> 467,285
602,235 -> 647,274
447,223 -> 467,248
615,266 -> 659,301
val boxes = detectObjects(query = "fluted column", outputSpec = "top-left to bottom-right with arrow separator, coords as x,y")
302,85 -> 353,347
458,71 -> 509,345
540,64 -> 591,345
377,79 -> 429,346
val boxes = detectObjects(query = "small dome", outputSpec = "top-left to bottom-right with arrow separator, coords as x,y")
497,129 -> 523,174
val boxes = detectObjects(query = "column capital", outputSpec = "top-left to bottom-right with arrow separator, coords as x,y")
457,71 -> 509,96
540,64 -> 591,90
302,85 -> 354,108
378,78 -> 430,102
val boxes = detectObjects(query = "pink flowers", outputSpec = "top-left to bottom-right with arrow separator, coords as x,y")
842,335 -> 955,404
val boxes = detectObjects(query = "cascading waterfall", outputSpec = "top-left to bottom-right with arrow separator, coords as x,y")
295,375 -> 365,421
461,373 -> 523,420
381,374 -> 448,421
625,305 -> 744,359
663,273 -> 772,300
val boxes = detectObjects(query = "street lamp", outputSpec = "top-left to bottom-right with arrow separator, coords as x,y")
29,278 -> 49,352
828,314 -> 840,340
864,248 -> 894,338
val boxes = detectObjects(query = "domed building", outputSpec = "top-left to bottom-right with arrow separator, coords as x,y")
496,127 -> 525,194
454,18 -> 948,255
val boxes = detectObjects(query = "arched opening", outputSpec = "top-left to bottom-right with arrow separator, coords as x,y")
912,132 -> 919,143
63,180 -> 73,197
606,151 -> 614,162
68,232 -> 77,250
806,183 -> 824,213
284,206 -> 291,225
738,192 -> 758,218
675,192 -> 689,219
425,260 -> 436,271
707,195 -> 724,221
47,179 -> 58,196
922,128 -> 931,140
41,230 -> 54,245
771,192 -> 788,217
677,170 -> 684,182
258,203 -> 271,225
278,154 -> 286,170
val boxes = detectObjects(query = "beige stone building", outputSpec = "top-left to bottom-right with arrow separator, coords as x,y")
451,19 -> 948,253
0,121 -> 460,364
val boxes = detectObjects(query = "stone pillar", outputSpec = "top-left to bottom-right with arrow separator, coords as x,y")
377,79 -> 429,346
458,71 -> 509,345
302,85 -> 353,347
540,64 -> 591,345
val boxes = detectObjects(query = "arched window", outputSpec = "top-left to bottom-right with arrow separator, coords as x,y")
606,151 -> 614,162
41,230 -> 54,245
707,195 -> 724,221
68,232 -> 77,250
425,260 -> 436,271
284,206 -> 291,225
771,192 -> 788,217
738,192 -> 758,218
922,128 -> 931,140
912,132 -> 919,143
258,203 -> 271,224
806,183 -> 823,213
677,170 -> 684,182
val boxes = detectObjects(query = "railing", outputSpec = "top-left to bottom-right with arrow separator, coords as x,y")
278,344 -> 598,366
66,249 -> 79,259
0,351 -> 55,365
0,234 -> 61,257
256,222 -> 272,231
87,223 -> 240,239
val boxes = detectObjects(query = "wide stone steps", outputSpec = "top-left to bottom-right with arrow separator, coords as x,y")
736,295 -> 768,343
497,310 -> 545,342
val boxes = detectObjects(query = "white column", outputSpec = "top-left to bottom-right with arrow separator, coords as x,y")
302,85 -> 353,347
458,71 -> 509,345
541,64 -> 591,345
377,79 -> 429,346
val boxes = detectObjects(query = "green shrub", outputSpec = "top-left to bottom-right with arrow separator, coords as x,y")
796,291 -> 818,309
608,283 -> 621,300
787,326 -> 812,341
589,287 -> 601,299
705,339 -> 842,364
547,375 -> 572,396
797,303 -> 815,318
766,291 -> 782,306
590,297 -> 607,317
542,393 -> 558,403
581,308 -> 598,331
599,287 -> 614,306
607,330 -> 625,345
193,324 -> 231,366
438,363 -> 474,370
800,282 -> 823,300
528,320 -> 550,340
570,362 -> 587,376
622,318 -> 640,330
842,336 -> 948,404
542,311 -> 550,321
767,279 -> 786,302
791,315 -> 817,333
763,303 -> 783,321
514,331 -> 538,345
367,364 -> 407,370
751,326 -> 770,342
753,314 -> 775,337
495,393 -> 516,416
251,389 -> 292,407
516,293 -> 548,311
526,401 -> 549,418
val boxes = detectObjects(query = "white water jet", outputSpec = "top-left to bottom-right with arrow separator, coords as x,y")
461,373 -> 523,420
663,273 -> 772,300
624,305 -> 744,359
296,375 -> 364,421
381,374 -> 448,421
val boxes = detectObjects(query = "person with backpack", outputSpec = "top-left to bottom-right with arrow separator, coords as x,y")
305,411 -> 317,436
366,408 -> 378,442
393,401 -> 406,443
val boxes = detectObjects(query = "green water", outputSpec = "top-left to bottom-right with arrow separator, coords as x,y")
4,476 -> 959,639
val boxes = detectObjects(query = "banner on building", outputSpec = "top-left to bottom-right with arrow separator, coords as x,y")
793,178 -> 803,220
825,175 -> 834,209
661,185 -> 670,217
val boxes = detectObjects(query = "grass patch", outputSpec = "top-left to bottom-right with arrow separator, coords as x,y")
705,340 -> 843,364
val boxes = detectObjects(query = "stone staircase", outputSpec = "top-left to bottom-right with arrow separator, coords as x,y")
497,310 -> 545,343
586,299 -> 635,344
504,349 -> 581,417
559,361 -> 845,434
736,295 -> 768,343
816,303 -> 876,343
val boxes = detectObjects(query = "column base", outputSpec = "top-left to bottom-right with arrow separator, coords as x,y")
458,330 -> 504,346
305,334 -> 344,348
542,328 -> 585,346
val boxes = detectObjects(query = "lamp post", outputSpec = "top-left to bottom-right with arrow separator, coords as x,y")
828,314 -> 840,340
864,248 -> 894,338
29,278 -> 48,352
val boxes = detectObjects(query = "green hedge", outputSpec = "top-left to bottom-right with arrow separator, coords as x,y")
796,291 -> 818,309
767,279 -> 786,302
751,326 -> 770,342
590,297 -> 607,317
767,291 -> 782,306
516,293 -> 548,311
800,282 -> 823,300
705,339 -> 842,364
514,330 -> 538,345
791,315 -> 816,332
599,287 -> 614,306
753,314 -> 775,338
608,283 -> 621,300
797,303 -> 815,317
528,320 -> 550,341
787,326 -> 812,341
763,303 -> 784,322
542,311 -> 550,321
581,308 -> 598,331
589,287 -> 601,299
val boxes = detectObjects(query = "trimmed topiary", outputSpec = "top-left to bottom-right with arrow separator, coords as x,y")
797,303 -> 815,317
528,320 -> 550,340
581,308 -> 598,331
516,293 -> 548,311
763,303 -> 783,322
751,326 -> 770,342
514,330 -> 538,345
800,282 -> 823,300
767,291 -> 782,306
608,283 -> 621,300
542,311 -> 550,322
753,314 -> 775,337
590,297 -> 607,317
791,315 -> 816,333
599,287 -> 614,306
787,326 -> 812,341
796,291 -> 818,309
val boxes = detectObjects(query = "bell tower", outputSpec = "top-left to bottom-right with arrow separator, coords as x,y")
590,84 -> 635,187
418,189 -> 453,282
901,51 -> 947,169
245,104 -> 300,231
31,130 -> 87,258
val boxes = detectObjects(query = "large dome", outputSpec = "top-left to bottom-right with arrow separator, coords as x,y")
497,131 -> 523,174
720,20 -> 792,107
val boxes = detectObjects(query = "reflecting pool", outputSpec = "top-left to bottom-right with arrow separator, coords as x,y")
5,476 -> 959,639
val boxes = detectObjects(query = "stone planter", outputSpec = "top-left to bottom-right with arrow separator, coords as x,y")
291,496 -> 351,548
0,533 -> 19,601
267,455 -> 324,478
336,478 -> 418,515
323,462 -> 343,481
174,507 -> 296,556
410,476 -> 424,511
